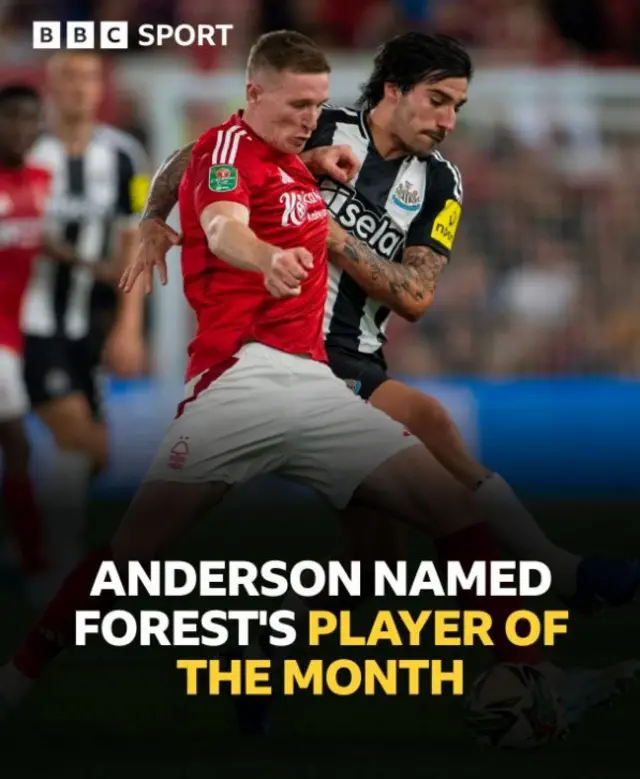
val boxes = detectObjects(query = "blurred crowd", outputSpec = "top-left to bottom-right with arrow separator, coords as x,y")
1,0 -> 640,377
385,128 -> 640,377
4,0 -> 639,65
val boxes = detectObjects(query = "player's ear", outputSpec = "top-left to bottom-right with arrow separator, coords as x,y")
384,82 -> 400,104
246,82 -> 262,105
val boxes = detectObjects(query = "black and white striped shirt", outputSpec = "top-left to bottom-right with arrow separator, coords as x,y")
23,125 -> 146,340
305,105 -> 463,357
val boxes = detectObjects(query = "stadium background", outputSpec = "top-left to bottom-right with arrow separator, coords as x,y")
1,3 -> 640,776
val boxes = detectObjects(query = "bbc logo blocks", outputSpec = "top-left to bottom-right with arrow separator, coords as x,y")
33,22 -> 129,50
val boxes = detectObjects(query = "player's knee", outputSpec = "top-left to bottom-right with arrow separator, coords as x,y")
51,420 -> 106,468
411,393 -> 455,443
370,445 -> 477,535
50,422 -> 90,452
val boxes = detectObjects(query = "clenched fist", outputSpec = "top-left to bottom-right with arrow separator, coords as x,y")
303,144 -> 360,183
264,248 -> 314,298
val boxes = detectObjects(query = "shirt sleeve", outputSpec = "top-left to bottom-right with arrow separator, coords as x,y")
404,157 -> 464,260
191,133 -> 256,216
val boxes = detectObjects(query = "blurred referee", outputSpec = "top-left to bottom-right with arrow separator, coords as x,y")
24,52 -> 148,584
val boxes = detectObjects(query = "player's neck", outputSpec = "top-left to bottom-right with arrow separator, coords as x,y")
50,115 -> 94,156
367,106 -> 407,160
241,109 -> 268,144
240,109 -> 289,156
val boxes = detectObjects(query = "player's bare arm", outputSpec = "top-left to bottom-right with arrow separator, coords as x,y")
327,219 -> 446,321
119,142 -> 196,294
200,201 -> 313,298
141,142 -> 196,222
104,223 -> 147,376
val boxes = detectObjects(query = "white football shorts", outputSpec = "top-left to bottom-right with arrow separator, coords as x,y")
0,346 -> 29,421
144,342 -> 419,508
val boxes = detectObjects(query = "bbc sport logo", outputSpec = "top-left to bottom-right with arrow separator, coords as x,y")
32,21 -> 233,50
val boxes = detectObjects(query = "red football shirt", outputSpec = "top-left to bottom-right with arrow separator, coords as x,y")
178,112 -> 329,382
0,164 -> 50,354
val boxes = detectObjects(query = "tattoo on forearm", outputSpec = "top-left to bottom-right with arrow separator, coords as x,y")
338,234 -> 447,304
141,142 -> 195,221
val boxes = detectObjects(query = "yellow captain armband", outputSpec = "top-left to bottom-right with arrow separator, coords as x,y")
430,199 -> 462,250
130,173 -> 151,214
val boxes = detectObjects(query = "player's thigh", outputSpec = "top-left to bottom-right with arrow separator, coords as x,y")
279,361 -> 476,535
33,391 -> 102,452
353,443 -> 477,538
328,349 -> 460,444
145,347 -> 290,489
71,335 -> 108,423
326,352 -> 419,557
280,363 -> 418,509
370,377 -> 465,444
24,335 -> 77,410
111,479 -> 230,564
327,347 -> 390,401
0,346 -> 29,424
68,339 -> 109,469
370,379 -> 489,489
0,349 -> 31,469
25,336 -> 105,452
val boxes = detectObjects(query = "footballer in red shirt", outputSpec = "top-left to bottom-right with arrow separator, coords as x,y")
0,86 -> 50,592
178,110 -> 329,384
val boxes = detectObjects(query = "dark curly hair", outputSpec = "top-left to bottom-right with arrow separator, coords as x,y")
358,33 -> 473,110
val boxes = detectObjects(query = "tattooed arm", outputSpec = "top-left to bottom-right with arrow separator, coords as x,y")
327,218 -> 446,322
141,141 -> 196,221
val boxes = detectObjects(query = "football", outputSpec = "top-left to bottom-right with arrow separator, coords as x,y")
465,663 -> 567,749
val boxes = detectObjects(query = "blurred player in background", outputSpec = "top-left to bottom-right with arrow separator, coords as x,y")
0,86 -> 50,601
23,53 -> 148,584
0,84 -> 113,606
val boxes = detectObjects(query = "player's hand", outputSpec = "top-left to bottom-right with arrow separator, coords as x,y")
264,248 -> 314,298
103,326 -> 147,377
119,218 -> 181,295
304,145 -> 360,183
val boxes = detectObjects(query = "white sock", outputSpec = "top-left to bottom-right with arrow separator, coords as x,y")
41,449 -> 92,585
475,473 -> 580,598
0,663 -> 33,708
